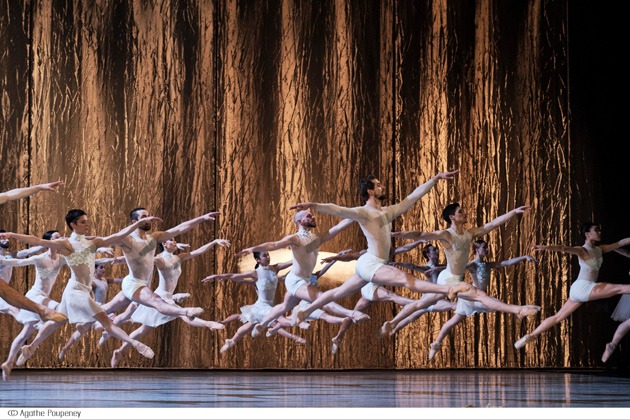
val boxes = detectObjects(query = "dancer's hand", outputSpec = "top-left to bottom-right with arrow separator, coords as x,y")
434,169 -> 459,181
212,239 -> 231,248
513,205 -> 531,215
39,180 -> 65,191
290,202 -> 317,211
201,274 -> 229,284
176,243 -> 191,250
97,247 -> 115,257
523,255 -> 539,263
235,247 -> 254,257
202,211 -> 221,221
531,244 -> 546,252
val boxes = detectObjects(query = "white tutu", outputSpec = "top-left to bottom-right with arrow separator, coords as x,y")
611,294 -> 630,322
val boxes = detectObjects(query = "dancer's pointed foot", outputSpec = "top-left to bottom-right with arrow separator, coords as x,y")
293,337 -> 307,345
266,327 -> 279,337
186,307 -> 204,320
110,349 -> 124,368
331,337 -> 342,354
98,332 -> 109,346
447,282 -> 470,301
514,334 -> 535,349
251,323 -> 265,337
133,341 -> 155,359
41,307 -> 67,323
16,344 -> 35,366
351,311 -> 370,323
377,321 -> 394,338
220,339 -> 236,353
428,341 -> 441,360
298,322 -> 310,330
517,305 -> 541,319
58,346 -> 68,360
172,293 -> 190,303
207,321 -> 225,330
295,310 -> 308,326
2,362 -> 13,381
602,342 -> 617,363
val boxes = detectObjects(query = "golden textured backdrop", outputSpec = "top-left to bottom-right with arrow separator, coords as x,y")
0,0 -> 614,369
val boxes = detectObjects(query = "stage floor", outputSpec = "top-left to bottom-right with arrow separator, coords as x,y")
1,369 -> 629,410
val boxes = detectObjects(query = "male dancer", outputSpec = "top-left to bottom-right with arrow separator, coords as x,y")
291,171 -> 468,325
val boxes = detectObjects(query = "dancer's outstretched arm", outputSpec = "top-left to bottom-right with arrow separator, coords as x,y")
469,205 -> 530,237
235,234 -> 299,257
531,244 -> 589,260
152,212 -> 220,243
318,219 -> 355,243
0,181 -> 64,205
178,239 -> 231,262
201,271 -> 257,286
615,248 -> 630,258
600,237 -> 630,254
0,233 -> 73,253
95,216 -> 163,247
489,255 -> 538,269
394,239 -> 426,255
321,249 -> 365,263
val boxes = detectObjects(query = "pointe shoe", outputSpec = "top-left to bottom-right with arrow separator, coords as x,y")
294,337 -> 307,345
172,293 -> 190,303
2,362 -> 13,381
207,321 -> 225,330
377,321 -> 393,338
602,342 -> 616,363
133,342 -> 155,359
16,345 -> 35,366
298,322 -> 311,330
220,339 -> 235,353
295,310 -> 307,326
428,342 -> 441,360
98,332 -> 109,346
447,283 -> 470,301
110,349 -> 124,368
58,347 -> 67,361
251,323 -> 265,337
517,305 -> 541,319
266,327 -> 279,337
186,307 -> 204,320
514,334 -> 535,349
331,338 -> 341,354
351,311 -> 370,323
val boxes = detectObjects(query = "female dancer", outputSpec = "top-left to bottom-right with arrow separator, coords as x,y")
515,222 -> 630,349
601,248 -> 630,362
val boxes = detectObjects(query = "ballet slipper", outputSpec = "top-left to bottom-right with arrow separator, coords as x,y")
110,349 -> 124,368
293,337 -> 307,345
266,327 -> 279,337
517,305 -> 541,319
447,283 -> 470,301
298,322 -> 310,330
351,311 -> 370,323
133,341 -> 155,359
602,342 -> 616,363
172,293 -> 190,303
294,310 -> 307,326
251,323 -> 266,337
207,321 -> 225,330
220,339 -> 236,353
331,337 -> 341,354
428,342 -> 441,360
98,332 -> 109,346
2,362 -> 13,381
58,346 -> 68,361
41,308 -> 67,323
186,307 -> 204,320
514,334 -> 535,349
376,321 -> 393,338
16,344 -> 35,367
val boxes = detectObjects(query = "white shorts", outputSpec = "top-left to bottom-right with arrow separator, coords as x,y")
122,274 -> 150,300
285,272 -> 309,296
569,279 -> 596,302
455,299 -> 491,317
611,294 -> 630,322
355,253 -> 387,282
437,269 -> 464,286
360,282 -> 380,302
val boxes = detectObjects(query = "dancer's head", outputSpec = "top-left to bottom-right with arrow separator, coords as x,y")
442,203 -> 462,225
360,175 -> 386,203
294,210 -> 316,229
65,209 -> 88,233
422,244 -> 439,262
253,251 -> 270,269
473,239 -> 489,257
581,222 -> 601,242
158,239 -> 178,254
94,263 -> 107,277
42,230 -> 60,241
130,207 -> 152,231
0,229 -> 8,249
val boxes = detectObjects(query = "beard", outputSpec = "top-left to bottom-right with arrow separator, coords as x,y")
377,194 -> 387,201
139,223 -> 152,231
0,241 -> 9,249
303,220 -> 317,228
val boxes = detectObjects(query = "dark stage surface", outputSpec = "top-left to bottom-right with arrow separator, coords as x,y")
1,369 -> 629,419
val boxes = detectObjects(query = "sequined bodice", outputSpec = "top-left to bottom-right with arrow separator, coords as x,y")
64,233 -> 96,285
157,252 -> 182,293
255,265 -> 279,305
444,228 -> 472,274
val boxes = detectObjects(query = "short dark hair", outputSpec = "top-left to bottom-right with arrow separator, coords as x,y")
442,203 -> 460,224
253,251 -> 261,269
421,244 -> 435,261
130,207 -> 146,222
42,230 -> 59,240
65,209 -> 87,230
473,239 -> 487,251
581,222 -> 598,237
359,175 -> 377,203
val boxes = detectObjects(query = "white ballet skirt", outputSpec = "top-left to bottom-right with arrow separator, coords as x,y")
16,288 -> 59,325
611,294 -> 630,322
131,288 -> 178,327
16,252 -> 65,325
239,265 -> 278,324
